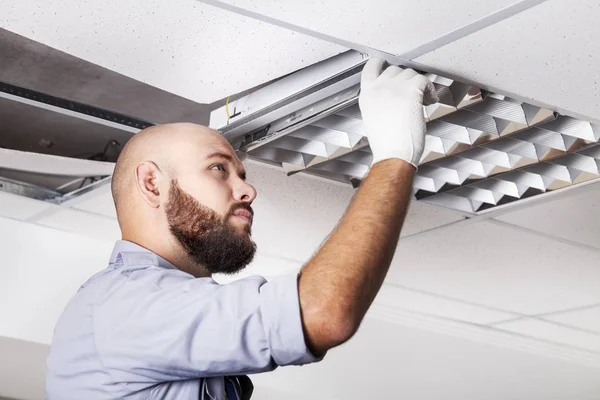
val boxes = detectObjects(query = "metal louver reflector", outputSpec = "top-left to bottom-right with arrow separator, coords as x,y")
210,51 -> 600,215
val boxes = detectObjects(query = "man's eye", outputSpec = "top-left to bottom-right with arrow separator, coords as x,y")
212,164 -> 227,173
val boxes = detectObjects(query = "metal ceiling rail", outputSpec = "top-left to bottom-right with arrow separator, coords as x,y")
0,81 -> 151,133
0,176 -> 62,202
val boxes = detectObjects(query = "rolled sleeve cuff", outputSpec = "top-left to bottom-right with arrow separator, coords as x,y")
259,273 -> 323,366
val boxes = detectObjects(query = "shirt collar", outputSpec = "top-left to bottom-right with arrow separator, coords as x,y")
109,240 -> 177,270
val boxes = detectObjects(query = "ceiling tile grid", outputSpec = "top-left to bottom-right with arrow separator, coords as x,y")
494,318 -> 600,353
204,0 -> 519,55
252,318 -> 600,400
386,220 -> 600,316
374,283 -> 517,325
542,306 -> 600,334
0,0 -> 345,104
202,0 -> 600,124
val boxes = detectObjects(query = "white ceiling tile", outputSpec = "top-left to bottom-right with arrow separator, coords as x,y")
0,337 -> 48,400
494,182 -> 600,250
374,284 -> 516,325
247,162 -> 354,262
209,0 -> 518,55
247,162 -> 462,263
0,0 -> 345,104
385,220 -> 600,314
0,148 -> 114,177
0,192 -> 54,220
35,208 -> 121,242
403,201 -> 464,237
253,318 -> 600,400
416,0 -> 600,121
543,306 -> 600,334
496,318 -> 600,352
69,185 -> 117,219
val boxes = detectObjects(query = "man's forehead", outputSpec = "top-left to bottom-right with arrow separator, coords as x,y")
201,144 -> 237,161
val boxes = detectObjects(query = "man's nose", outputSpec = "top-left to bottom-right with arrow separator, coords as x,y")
234,180 -> 257,203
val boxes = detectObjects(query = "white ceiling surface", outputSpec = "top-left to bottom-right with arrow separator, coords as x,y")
0,218 -> 115,345
252,317 -> 600,400
494,318 -> 600,352
415,0 -> 600,121
0,337 -> 48,400
0,192 -> 54,220
66,183 -> 117,219
244,162 -> 463,263
201,0 -> 520,55
0,0 -> 345,104
494,181 -> 600,251
544,306 -> 600,334
202,0 -> 600,123
387,219 -> 600,316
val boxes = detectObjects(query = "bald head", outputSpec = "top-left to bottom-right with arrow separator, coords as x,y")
111,123 -> 235,215
110,122 -> 258,276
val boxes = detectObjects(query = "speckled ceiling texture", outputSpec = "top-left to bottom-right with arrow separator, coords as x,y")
415,0 -> 600,122
201,0 -> 600,123
0,0 -> 346,104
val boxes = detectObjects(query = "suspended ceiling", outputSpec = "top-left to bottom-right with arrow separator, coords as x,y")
0,28 -> 211,124
198,1 -> 598,124
0,0 -> 598,300
0,0 -> 345,104
1,2 -> 600,398
2,0 -> 597,121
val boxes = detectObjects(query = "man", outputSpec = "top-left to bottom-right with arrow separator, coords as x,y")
46,58 -> 438,399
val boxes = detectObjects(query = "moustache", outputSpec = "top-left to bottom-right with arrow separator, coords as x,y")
225,203 -> 254,219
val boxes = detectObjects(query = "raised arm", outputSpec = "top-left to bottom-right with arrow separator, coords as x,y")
298,58 -> 438,354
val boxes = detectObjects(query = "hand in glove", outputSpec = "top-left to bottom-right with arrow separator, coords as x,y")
359,58 -> 438,168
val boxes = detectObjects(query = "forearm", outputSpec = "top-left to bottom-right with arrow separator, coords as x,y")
299,158 -> 415,353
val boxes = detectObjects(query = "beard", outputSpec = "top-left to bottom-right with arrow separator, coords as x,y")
164,179 -> 256,275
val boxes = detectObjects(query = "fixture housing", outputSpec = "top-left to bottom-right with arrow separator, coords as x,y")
210,51 -> 600,214
0,81 -> 147,203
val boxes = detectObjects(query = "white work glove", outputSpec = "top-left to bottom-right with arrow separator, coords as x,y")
359,58 -> 438,168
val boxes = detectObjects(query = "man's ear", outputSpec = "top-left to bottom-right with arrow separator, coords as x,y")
135,161 -> 164,208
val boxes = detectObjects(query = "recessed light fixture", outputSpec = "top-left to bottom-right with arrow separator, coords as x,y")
211,51 -> 600,214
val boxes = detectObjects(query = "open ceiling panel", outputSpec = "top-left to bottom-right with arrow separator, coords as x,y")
210,51 -> 600,214
0,81 -> 144,203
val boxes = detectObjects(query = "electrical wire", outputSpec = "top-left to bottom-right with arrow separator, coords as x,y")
225,96 -> 232,120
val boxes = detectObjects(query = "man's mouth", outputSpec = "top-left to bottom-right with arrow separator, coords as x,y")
231,209 -> 254,225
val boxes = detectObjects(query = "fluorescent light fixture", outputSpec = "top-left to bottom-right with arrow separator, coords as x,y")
211,51 -> 600,214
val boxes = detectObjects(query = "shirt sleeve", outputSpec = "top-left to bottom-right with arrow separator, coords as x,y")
93,271 -> 322,384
